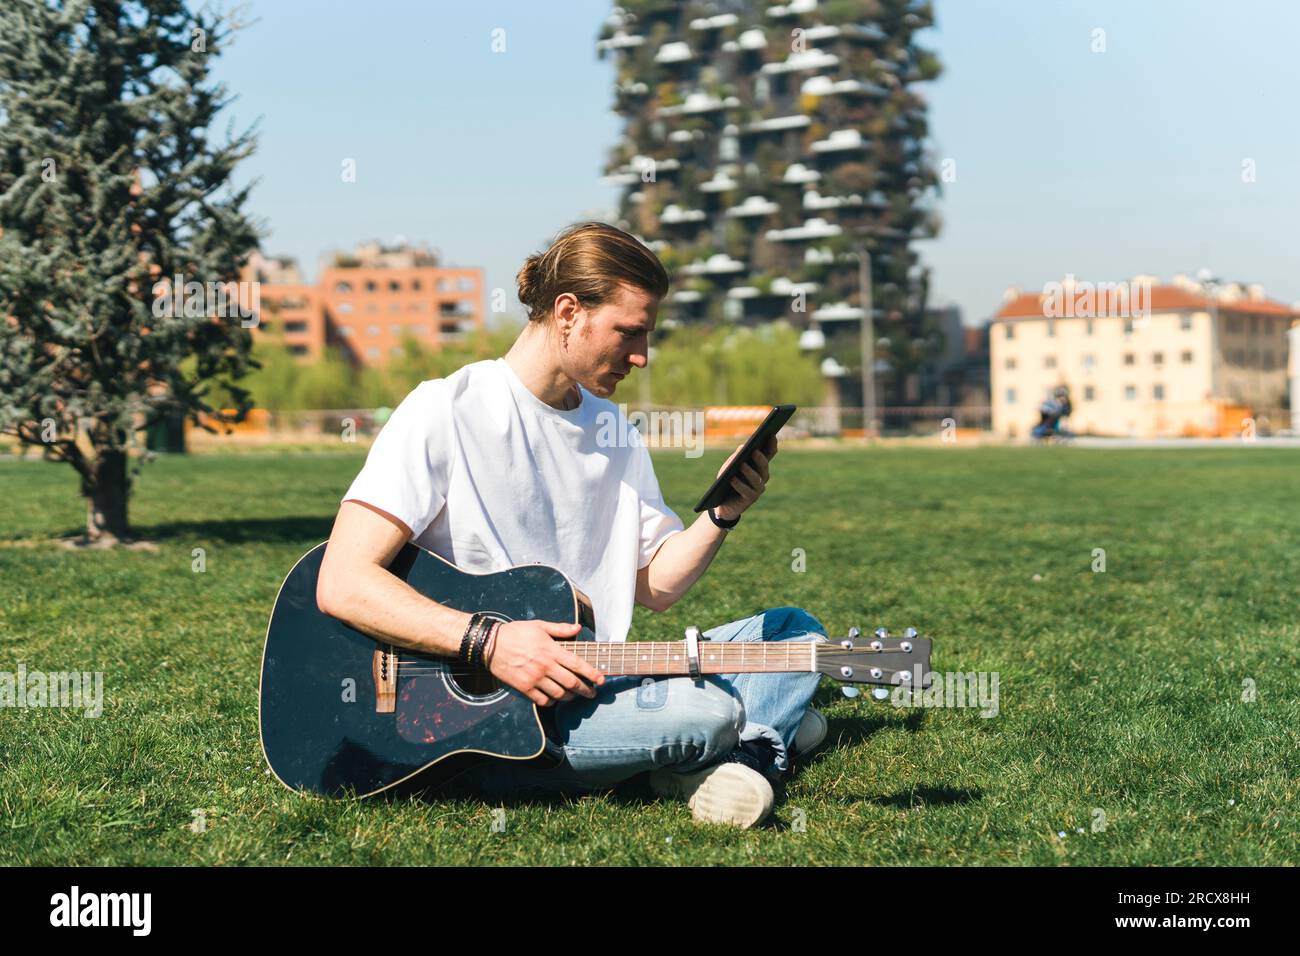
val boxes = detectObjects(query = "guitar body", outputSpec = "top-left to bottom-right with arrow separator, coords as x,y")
258,542 -> 595,799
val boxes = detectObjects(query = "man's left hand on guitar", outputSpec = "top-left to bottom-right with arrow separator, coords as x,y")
712,436 -> 778,523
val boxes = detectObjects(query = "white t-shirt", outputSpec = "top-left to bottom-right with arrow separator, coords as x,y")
341,357 -> 685,643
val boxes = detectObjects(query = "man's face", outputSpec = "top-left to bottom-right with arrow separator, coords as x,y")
567,282 -> 657,398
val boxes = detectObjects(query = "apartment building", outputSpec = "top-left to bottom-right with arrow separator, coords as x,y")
242,244 -> 485,367
990,275 -> 1296,438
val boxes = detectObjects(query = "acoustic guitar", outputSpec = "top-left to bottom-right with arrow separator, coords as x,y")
259,542 -> 933,799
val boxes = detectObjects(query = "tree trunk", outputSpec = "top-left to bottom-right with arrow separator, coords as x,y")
85,449 -> 131,543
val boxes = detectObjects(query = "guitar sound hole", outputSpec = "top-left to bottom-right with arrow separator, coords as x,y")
450,669 -> 501,698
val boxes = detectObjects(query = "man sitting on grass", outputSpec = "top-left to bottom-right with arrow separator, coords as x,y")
315,221 -> 828,828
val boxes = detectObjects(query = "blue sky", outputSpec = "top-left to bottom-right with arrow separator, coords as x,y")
210,0 -> 1300,327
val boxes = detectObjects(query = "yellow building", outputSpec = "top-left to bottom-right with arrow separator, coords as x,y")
990,276 -> 1296,438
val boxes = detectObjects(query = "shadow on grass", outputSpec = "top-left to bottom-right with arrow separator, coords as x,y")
120,515 -> 334,546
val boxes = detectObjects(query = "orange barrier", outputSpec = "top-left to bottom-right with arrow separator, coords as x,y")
703,406 -> 771,440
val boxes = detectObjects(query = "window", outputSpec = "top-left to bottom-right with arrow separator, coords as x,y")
411,280 -> 422,291
1123,353 -> 1135,366
288,344 -> 308,356
1152,351 -> 1163,366
1227,317 -> 1242,334
365,281 -> 377,292
1153,384 -> 1165,400
390,325 -> 403,335
284,320 -> 308,333
1181,350 -> 1193,364
410,303 -> 424,312
1046,319 -> 1056,338
1180,314 -> 1192,331
366,347 -> 380,359
1083,386 -> 1095,401
367,325 -> 380,336
1124,385 -> 1136,400
389,303 -> 400,313
336,302 -> 354,314
1250,315 -> 1259,334
1086,319 -> 1094,336
1005,324 -> 1015,340
1123,319 -> 1134,334
1044,355 -> 1056,369
367,304 -> 378,314
1082,354 -> 1096,371
337,325 -> 353,337
458,277 -> 475,291
1006,388 -> 1016,404
1005,357 -> 1016,370
334,282 -> 352,294
1264,350 -> 1274,369
389,280 -> 401,292
440,321 -> 461,335
437,278 -> 451,292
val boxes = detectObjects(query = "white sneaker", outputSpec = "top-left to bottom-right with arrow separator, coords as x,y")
649,761 -> 775,828
793,707 -> 827,756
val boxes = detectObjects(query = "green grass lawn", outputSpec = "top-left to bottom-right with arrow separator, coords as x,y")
1,445 -> 1297,865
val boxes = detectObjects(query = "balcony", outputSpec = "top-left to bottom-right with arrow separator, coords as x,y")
812,301 -> 865,321
699,170 -> 740,192
596,31 -> 645,52
801,76 -> 888,98
811,129 -> 867,153
655,41 -> 694,64
726,196 -> 780,217
782,163 -> 821,184
766,218 -> 842,241
766,0 -> 817,17
689,13 -> 739,30
657,91 -> 739,117
761,49 -> 839,74
659,204 -> 707,224
683,253 -> 747,276
741,114 -> 810,134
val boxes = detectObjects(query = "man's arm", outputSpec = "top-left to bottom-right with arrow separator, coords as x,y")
634,437 -> 778,612
316,500 -> 606,707
316,500 -> 473,656
634,514 -> 728,612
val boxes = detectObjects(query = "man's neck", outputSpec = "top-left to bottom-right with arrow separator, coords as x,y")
503,326 -> 581,411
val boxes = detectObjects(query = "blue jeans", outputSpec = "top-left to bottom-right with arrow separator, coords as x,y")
447,606 -> 829,799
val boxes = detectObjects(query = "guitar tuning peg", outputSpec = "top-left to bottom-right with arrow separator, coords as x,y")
871,687 -> 890,701
847,626 -> 861,640
873,627 -> 890,640
903,626 -> 918,639
841,686 -> 860,699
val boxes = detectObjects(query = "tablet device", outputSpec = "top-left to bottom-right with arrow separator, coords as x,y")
693,404 -> 797,513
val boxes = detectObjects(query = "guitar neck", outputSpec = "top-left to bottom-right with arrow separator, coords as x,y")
565,640 -> 817,677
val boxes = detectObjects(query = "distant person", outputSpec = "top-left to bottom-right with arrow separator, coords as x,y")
1032,386 -> 1072,439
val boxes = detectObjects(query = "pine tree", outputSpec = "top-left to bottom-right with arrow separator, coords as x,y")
0,0 -> 261,543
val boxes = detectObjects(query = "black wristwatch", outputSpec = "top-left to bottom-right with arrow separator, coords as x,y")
708,506 -> 740,530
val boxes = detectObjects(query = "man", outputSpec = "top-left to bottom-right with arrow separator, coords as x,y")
1032,385 -> 1073,440
316,222 -> 828,828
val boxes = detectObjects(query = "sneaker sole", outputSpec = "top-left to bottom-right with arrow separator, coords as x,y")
650,763 -> 774,828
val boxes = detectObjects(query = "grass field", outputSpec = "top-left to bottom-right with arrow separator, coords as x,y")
1,445 -> 1297,865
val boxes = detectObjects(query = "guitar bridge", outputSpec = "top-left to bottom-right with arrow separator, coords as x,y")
373,645 -> 397,713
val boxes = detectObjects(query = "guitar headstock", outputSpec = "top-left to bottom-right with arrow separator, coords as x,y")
816,626 -> 933,701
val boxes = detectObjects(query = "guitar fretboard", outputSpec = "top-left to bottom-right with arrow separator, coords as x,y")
563,640 -> 818,676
